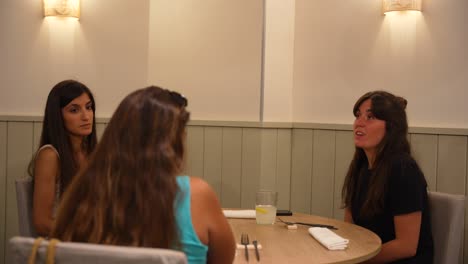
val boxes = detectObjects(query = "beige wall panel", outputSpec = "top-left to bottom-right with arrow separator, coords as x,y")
241,128 -> 261,209
221,128 -> 243,208
437,135 -> 467,194
410,134 -> 438,191
260,129 -> 278,190
186,126 -> 205,178
95,123 -> 107,142
203,127 -> 223,199
33,122 -> 42,150
0,122 -> 6,264
292,0 -> 468,129
290,129 -> 313,214
148,0 -> 263,122
1,1 -> 150,118
311,130 -> 335,218
276,129 -> 292,210
334,131 -> 354,220
6,122 -> 34,263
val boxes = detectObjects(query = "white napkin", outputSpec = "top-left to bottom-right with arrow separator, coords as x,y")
236,244 -> 263,250
308,227 -> 349,250
223,210 -> 256,219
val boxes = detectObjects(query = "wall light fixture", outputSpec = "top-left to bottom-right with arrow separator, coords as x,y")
43,0 -> 80,18
382,0 -> 422,14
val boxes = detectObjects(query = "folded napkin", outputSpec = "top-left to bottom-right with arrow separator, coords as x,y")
236,243 -> 263,250
223,210 -> 256,219
308,227 -> 349,250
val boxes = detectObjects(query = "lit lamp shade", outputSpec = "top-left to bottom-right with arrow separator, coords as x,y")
43,0 -> 80,18
382,0 -> 422,14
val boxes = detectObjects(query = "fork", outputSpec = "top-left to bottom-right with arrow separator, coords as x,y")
240,233 -> 249,261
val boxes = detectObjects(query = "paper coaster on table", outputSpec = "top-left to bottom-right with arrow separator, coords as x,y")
308,227 -> 349,250
223,210 -> 256,219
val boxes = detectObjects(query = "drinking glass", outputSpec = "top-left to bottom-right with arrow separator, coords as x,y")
255,190 -> 277,225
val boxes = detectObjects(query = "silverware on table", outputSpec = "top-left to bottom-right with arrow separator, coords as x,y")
252,240 -> 260,261
278,218 -> 338,230
241,233 -> 249,261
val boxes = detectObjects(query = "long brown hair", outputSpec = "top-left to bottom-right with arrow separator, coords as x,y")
29,80 -> 97,195
342,90 -> 423,218
51,86 -> 190,248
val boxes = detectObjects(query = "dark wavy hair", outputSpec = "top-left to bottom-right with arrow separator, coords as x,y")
342,90 -> 421,218
29,80 -> 97,196
52,86 -> 190,249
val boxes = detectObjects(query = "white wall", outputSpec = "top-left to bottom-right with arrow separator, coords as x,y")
0,0 -> 150,117
262,0 -> 295,122
1,0 -> 467,128
0,0 -> 263,121
293,0 -> 468,128
147,0 -> 263,121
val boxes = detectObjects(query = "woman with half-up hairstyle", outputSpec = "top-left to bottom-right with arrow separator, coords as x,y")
51,86 -> 235,264
29,80 -> 97,236
342,91 -> 433,263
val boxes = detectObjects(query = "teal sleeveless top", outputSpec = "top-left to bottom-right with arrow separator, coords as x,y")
175,176 -> 209,264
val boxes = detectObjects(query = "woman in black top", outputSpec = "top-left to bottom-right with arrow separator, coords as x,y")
342,91 -> 433,263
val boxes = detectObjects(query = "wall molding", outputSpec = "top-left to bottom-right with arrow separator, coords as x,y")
1,115 -> 468,136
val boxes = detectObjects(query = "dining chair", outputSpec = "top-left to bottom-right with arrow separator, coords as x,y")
15,176 -> 37,237
428,191 -> 465,264
9,236 -> 188,264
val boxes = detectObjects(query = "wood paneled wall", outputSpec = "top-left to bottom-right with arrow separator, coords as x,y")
1,117 -> 467,263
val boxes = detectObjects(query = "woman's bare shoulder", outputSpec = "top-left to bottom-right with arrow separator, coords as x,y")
189,177 -> 216,198
35,146 -> 59,163
34,146 -> 60,180
189,176 -> 223,211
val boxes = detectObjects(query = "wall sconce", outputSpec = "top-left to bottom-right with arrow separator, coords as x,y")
43,0 -> 80,18
382,0 -> 422,14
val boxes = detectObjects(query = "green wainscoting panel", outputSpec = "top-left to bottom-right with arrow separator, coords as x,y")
435,135 -> 468,264
33,122 -> 42,150
290,129 -> 313,214
260,129 -> 278,191
437,135 -> 467,194
5,122 -> 34,264
95,122 -> 107,142
311,130 -> 336,218
333,131 -> 354,220
276,129 -> 292,210
465,145 -> 468,264
220,128 -> 242,208
203,127 -> 223,199
240,128 -> 261,209
186,126 -> 205,178
410,134 -> 438,191
3,116 -> 468,263
436,135 -> 466,263
0,122 -> 7,264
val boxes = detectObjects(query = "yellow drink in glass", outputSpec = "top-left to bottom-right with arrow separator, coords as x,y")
256,205 -> 277,224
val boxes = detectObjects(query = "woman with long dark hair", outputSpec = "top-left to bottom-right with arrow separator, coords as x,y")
51,86 -> 235,264
30,79 -> 97,236
342,91 -> 433,263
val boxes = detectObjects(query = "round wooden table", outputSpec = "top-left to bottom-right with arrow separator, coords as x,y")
228,213 -> 381,263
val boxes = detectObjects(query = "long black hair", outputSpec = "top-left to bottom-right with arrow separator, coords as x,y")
30,80 -> 97,196
342,90 -> 423,218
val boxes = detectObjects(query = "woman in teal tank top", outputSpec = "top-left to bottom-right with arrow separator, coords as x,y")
51,86 -> 235,264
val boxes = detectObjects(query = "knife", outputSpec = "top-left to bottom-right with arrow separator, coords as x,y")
252,240 -> 260,261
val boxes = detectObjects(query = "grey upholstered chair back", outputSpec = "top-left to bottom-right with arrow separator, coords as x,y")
15,177 -> 37,237
428,191 -> 465,264
9,236 -> 188,264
